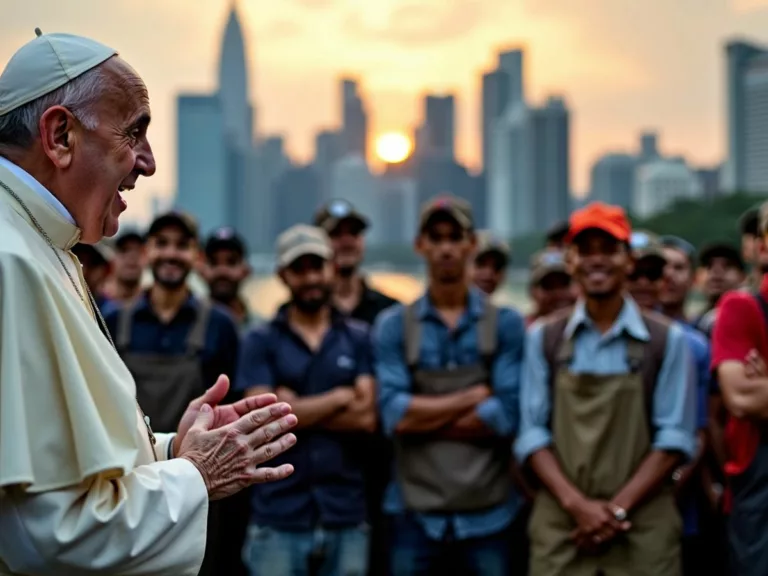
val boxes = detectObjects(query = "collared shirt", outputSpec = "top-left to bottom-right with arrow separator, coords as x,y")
103,291 -> 240,389
515,297 -> 697,464
349,280 -> 399,326
0,156 -> 75,224
374,289 -> 525,541
235,305 -> 374,530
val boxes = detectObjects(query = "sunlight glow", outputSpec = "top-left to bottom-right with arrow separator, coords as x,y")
375,132 -> 413,164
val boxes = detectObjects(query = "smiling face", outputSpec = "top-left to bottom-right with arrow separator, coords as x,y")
147,225 -> 197,290
38,57 -> 156,243
570,229 -> 633,300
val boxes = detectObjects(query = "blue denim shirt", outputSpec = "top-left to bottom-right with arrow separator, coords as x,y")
374,289 -> 525,541
515,297 -> 697,464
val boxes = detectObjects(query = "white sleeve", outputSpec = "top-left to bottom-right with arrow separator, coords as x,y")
0,459 -> 209,576
153,433 -> 176,461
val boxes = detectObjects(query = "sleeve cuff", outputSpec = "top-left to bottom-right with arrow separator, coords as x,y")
653,428 -> 697,461
476,397 -> 513,436
381,393 -> 411,437
514,427 -> 552,463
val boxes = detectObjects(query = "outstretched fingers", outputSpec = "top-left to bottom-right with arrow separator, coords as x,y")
250,463 -> 295,484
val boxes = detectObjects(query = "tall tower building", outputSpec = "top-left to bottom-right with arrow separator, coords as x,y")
218,3 -> 253,148
340,78 -> 368,159
726,39 -> 768,193
423,94 -> 455,159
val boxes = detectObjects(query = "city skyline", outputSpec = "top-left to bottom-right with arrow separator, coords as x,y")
4,0 -> 768,221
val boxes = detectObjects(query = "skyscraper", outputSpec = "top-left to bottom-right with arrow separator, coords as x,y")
341,78 -> 368,159
176,4 -> 266,247
726,39 -> 768,193
589,154 -> 637,209
218,5 -> 253,149
423,94 -> 455,159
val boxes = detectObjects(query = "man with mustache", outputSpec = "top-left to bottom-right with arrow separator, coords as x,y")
517,202 -> 696,576
314,199 -> 399,576
203,226 -> 257,329
375,196 -> 524,575
236,224 -> 376,576
0,31 -> 296,576
104,210 -> 243,575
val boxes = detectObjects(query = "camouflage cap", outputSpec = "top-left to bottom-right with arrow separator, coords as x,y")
529,250 -> 569,285
419,194 -> 474,232
275,224 -> 333,268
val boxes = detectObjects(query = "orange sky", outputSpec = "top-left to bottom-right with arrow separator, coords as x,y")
3,0 -> 768,222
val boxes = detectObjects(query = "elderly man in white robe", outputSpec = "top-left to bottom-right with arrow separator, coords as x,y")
0,30 -> 298,576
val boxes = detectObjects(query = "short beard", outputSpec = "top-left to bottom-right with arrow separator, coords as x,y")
293,297 -> 328,314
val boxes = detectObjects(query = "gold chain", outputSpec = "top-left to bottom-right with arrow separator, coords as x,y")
0,179 -> 157,454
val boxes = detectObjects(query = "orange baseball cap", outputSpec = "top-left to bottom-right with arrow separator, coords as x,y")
565,202 -> 631,243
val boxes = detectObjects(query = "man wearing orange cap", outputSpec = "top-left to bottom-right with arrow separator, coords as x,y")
516,202 -> 696,575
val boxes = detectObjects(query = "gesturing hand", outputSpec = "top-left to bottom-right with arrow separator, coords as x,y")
179,400 -> 298,500
174,375 -> 279,456
745,349 -> 768,378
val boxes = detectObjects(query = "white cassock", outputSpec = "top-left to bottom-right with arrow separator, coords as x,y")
0,157 -> 209,576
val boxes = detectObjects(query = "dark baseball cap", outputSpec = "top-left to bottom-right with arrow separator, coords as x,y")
314,199 -> 369,234
147,211 -> 198,241
72,241 -> 114,266
114,228 -> 145,249
475,230 -> 511,265
529,250 -> 569,285
629,230 -> 666,268
546,220 -> 570,244
699,242 -> 745,271
205,227 -> 246,259
741,206 -> 759,236
419,195 -> 474,232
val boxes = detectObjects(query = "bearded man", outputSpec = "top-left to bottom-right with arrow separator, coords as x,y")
0,30 -> 297,575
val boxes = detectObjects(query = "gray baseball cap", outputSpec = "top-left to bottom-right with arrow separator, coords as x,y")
275,224 -> 333,268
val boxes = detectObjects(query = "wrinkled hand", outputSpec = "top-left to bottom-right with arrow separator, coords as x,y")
179,400 -> 298,500
567,498 -> 630,550
745,349 -> 767,378
174,375 -> 278,456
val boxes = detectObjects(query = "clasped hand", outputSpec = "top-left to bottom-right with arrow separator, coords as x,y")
174,375 -> 298,500
567,498 -> 631,552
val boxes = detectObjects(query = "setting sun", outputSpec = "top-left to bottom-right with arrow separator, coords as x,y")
375,132 -> 413,164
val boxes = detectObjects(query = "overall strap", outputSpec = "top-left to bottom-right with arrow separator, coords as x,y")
116,300 -> 140,351
403,302 -> 422,370
638,311 -> 670,430
542,310 -> 572,393
477,299 -> 498,370
186,301 -> 212,355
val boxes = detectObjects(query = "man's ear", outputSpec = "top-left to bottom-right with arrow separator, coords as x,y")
39,106 -> 78,169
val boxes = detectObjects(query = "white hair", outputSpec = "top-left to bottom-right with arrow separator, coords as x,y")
0,66 -> 109,153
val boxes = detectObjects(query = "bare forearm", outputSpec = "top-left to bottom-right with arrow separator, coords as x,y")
282,393 -> 346,430
437,410 -> 494,439
720,375 -> 768,419
324,405 -> 377,433
530,449 -> 584,511
611,451 -> 680,513
395,391 -> 477,434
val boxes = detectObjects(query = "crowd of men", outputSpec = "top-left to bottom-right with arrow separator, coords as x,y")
78,194 -> 767,576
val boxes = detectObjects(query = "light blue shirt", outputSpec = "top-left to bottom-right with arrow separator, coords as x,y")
515,297 -> 697,464
374,289 -> 524,541
0,155 -> 75,224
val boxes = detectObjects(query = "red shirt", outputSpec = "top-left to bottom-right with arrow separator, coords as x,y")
711,277 -> 768,495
